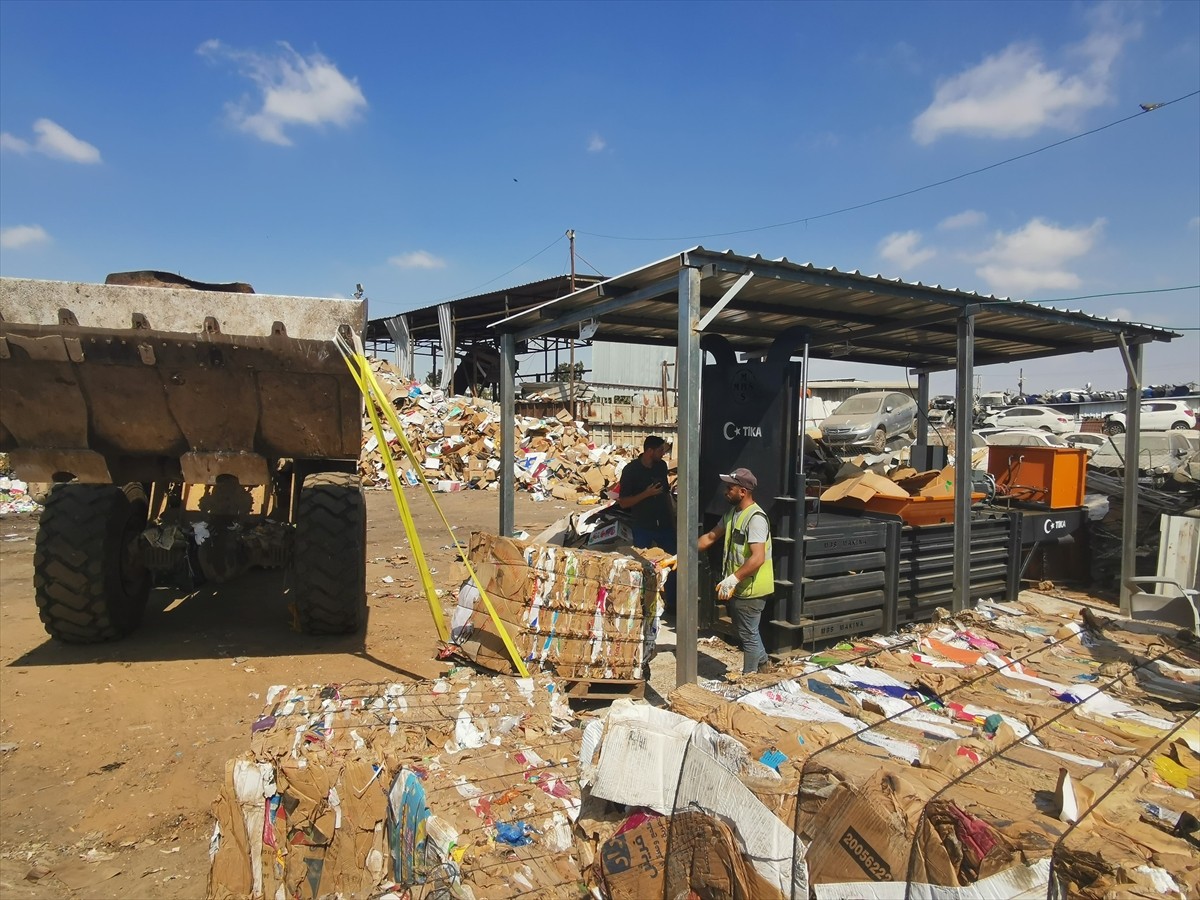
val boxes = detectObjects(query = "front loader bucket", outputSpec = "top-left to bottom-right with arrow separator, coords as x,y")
0,278 -> 366,485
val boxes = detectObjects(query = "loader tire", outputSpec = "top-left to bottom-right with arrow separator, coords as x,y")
34,483 -> 150,643
292,472 -> 366,635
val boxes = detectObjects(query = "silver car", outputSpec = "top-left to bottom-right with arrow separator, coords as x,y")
1088,431 -> 1192,486
820,391 -> 918,453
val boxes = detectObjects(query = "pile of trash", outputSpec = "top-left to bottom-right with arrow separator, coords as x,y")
358,359 -> 640,501
0,454 -> 40,516
583,593 -> 1199,899
209,672 -> 585,899
208,594 -> 1199,899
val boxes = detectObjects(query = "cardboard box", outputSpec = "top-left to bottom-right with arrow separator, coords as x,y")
600,809 -> 786,900
588,520 -> 634,546
804,768 -> 1020,889
820,471 -> 910,504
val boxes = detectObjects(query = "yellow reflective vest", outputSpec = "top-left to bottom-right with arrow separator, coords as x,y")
721,503 -> 774,599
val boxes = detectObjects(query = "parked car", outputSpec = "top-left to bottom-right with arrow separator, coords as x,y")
976,391 -> 1009,411
1063,432 -> 1108,455
980,405 -> 1075,434
1104,400 -> 1197,434
930,395 -> 955,410
1088,431 -> 1192,486
977,428 -> 1068,447
927,407 -> 953,426
819,391 -> 918,452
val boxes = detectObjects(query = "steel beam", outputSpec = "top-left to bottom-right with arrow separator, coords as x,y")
916,372 -> 930,446
499,331 -> 516,537
1119,340 -> 1143,615
697,271 -> 753,332
953,313 -> 975,613
512,277 -> 677,342
675,264 -> 702,687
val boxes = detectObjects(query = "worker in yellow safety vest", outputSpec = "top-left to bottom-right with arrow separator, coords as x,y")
697,467 -> 774,674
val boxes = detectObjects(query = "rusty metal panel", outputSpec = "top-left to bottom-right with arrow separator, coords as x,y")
0,278 -> 364,339
0,277 -> 364,484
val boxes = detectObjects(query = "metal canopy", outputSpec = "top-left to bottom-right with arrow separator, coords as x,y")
365,274 -> 604,346
490,248 -> 1179,367
488,247 -> 1180,689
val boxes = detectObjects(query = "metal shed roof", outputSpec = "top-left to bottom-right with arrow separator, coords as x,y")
490,247 -> 1179,371
365,273 -> 604,345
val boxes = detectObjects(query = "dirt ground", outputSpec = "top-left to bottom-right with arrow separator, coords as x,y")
0,489 -> 742,899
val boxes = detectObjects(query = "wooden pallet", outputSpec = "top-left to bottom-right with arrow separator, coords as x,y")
559,677 -> 645,702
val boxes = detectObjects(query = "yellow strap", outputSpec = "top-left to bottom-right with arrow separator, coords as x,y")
339,342 -> 530,677
340,349 -> 448,642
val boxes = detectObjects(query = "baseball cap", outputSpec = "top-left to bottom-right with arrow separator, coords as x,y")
719,468 -> 757,491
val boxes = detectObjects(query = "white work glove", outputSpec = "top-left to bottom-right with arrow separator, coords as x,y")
716,574 -> 740,601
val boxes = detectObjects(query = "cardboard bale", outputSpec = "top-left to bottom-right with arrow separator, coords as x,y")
211,674 -> 581,899
452,531 -> 662,680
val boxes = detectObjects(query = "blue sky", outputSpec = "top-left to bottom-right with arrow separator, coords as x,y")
1,0 -> 1197,395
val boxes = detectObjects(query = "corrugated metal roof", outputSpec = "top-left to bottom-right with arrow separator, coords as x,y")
488,248 -> 1179,372
364,273 -> 604,344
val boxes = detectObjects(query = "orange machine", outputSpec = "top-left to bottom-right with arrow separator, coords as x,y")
862,492 -> 987,526
987,446 -> 1087,509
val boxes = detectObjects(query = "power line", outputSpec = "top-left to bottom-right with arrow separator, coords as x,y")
424,233 -> 567,306
1039,284 -> 1199,304
578,89 -> 1200,243
1039,284 -> 1200,331
572,250 -> 605,277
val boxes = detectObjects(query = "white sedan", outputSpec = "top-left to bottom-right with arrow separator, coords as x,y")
981,405 -> 1075,434
977,428 -> 1068,447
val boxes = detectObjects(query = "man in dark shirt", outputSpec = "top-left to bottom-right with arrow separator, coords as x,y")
617,435 -> 677,609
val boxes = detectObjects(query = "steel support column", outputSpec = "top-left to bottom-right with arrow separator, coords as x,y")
916,372 -> 930,447
675,264 -> 702,687
1119,341 -> 1143,615
499,331 -> 516,537
952,313 -> 975,612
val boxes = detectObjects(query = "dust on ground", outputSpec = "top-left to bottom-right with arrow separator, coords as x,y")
0,490 -> 741,898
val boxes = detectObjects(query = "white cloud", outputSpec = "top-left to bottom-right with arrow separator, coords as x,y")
0,225 -> 51,249
32,119 -> 102,163
587,133 -> 607,153
878,230 -> 935,268
0,133 -> 31,153
912,4 -> 1138,144
974,217 -> 1105,294
0,119 -> 101,163
389,250 -> 446,270
197,40 -> 367,146
938,209 -> 986,230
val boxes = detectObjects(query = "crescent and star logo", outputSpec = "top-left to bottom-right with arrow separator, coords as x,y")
723,422 -> 763,440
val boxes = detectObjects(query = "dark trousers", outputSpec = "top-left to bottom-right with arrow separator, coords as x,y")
731,593 -> 770,673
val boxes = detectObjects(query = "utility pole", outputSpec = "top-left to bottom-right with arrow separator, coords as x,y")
567,229 -> 576,415
1018,368 -> 1024,398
